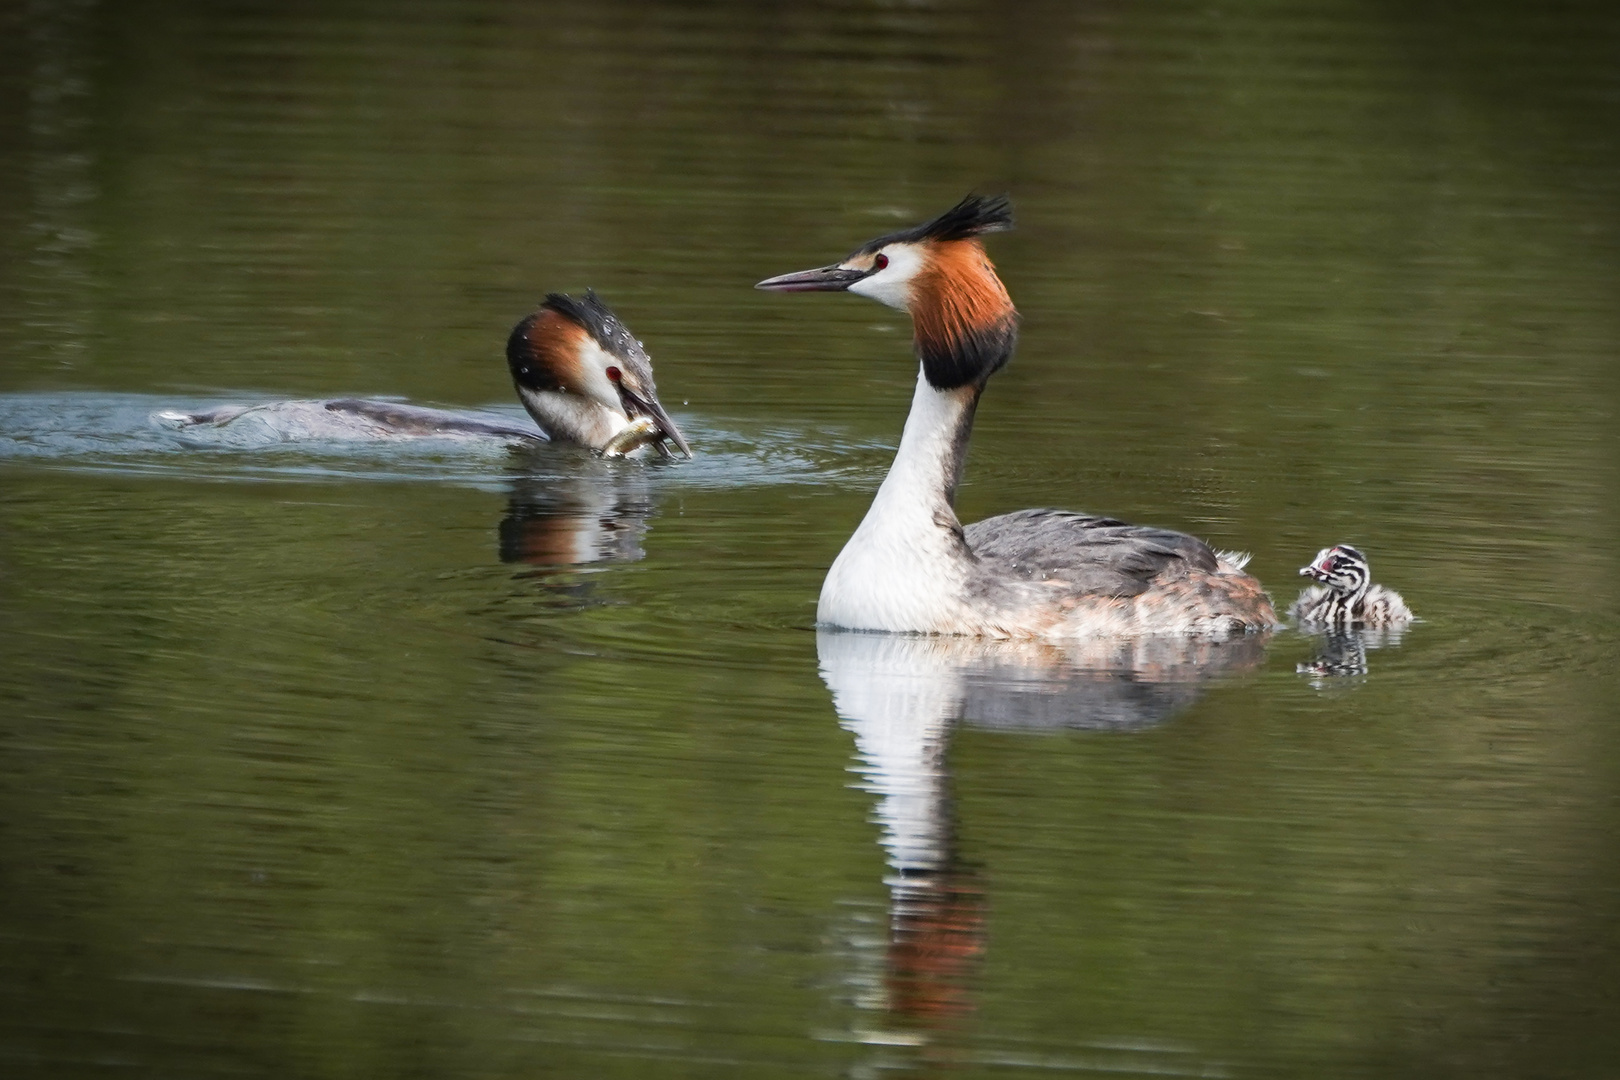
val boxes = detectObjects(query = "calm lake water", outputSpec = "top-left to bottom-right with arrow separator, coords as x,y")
2,1 -> 1618,1077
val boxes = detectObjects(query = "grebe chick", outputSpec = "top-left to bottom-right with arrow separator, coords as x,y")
1290,544 -> 1412,627
157,291 -> 690,458
756,194 -> 1275,638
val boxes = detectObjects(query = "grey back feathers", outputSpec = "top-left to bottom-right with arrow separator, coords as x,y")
321,399 -> 542,441
950,508 -> 1276,635
965,510 -> 1220,598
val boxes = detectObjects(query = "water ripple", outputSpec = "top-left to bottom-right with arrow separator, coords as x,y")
0,390 -> 887,493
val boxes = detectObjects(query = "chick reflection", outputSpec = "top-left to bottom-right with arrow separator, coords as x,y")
1297,625 -> 1408,682
499,472 -> 654,570
817,630 -> 1267,1048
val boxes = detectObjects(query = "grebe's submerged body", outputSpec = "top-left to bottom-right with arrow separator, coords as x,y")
758,194 -> 1275,638
156,399 -> 545,444
1290,544 -> 1412,628
156,291 -> 689,459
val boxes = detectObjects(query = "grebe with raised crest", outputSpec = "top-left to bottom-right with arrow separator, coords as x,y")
756,193 -> 1275,638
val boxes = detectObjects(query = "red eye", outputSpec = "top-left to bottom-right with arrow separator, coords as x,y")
606,366 -> 621,382
874,253 -> 889,270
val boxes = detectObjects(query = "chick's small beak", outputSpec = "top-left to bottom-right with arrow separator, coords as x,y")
1300,558 -> 1332,580
613,378 -> 692,459
754,264 -> 867,292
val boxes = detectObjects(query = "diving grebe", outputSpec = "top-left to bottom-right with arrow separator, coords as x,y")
156,291 -> 690,458
756,194 -> 1275,638
1289,544 -> 1412,627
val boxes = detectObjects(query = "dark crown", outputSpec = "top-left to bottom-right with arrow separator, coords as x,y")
506,290 -> 657,394
541,290 -> 635,358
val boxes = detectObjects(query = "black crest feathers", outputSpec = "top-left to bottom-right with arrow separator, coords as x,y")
911,192 -> 1015,242
860,192 -> 1016,253
540,290 -> 630,356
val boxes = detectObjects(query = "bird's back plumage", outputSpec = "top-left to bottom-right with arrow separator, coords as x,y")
965,510 -> 1217,595
962,509 -> 1276,637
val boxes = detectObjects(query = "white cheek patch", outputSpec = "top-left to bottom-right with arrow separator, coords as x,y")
848,244 -> 924,311
573,339 -> 627,415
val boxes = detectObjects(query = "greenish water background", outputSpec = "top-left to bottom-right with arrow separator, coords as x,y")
1,1 -> 1617,1076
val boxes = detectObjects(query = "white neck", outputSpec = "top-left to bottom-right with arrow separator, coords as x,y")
517,385 -> 628,449
817,369 -> 978,632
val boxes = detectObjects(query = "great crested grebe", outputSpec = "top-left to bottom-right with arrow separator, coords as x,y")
1289,544 -> 1413,627
756,193 -> 1275,638
505,290 -> 690,457
156,291 -> 690,458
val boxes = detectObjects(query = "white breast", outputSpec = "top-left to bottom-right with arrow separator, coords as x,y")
817,502 -> 973,633
817,375 -> 976,633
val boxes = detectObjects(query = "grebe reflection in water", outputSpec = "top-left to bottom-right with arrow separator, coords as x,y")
499,471 -> 654,569
817,629 -> 1265,1047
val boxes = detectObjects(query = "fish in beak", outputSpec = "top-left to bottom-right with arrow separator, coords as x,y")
508,290 -> 693,459
607,366 -> 691,458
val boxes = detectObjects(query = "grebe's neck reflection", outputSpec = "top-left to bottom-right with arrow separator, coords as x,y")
817,630 -> 1268,1051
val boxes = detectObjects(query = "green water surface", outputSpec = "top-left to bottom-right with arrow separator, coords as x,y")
2,1 -> 1617,1077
